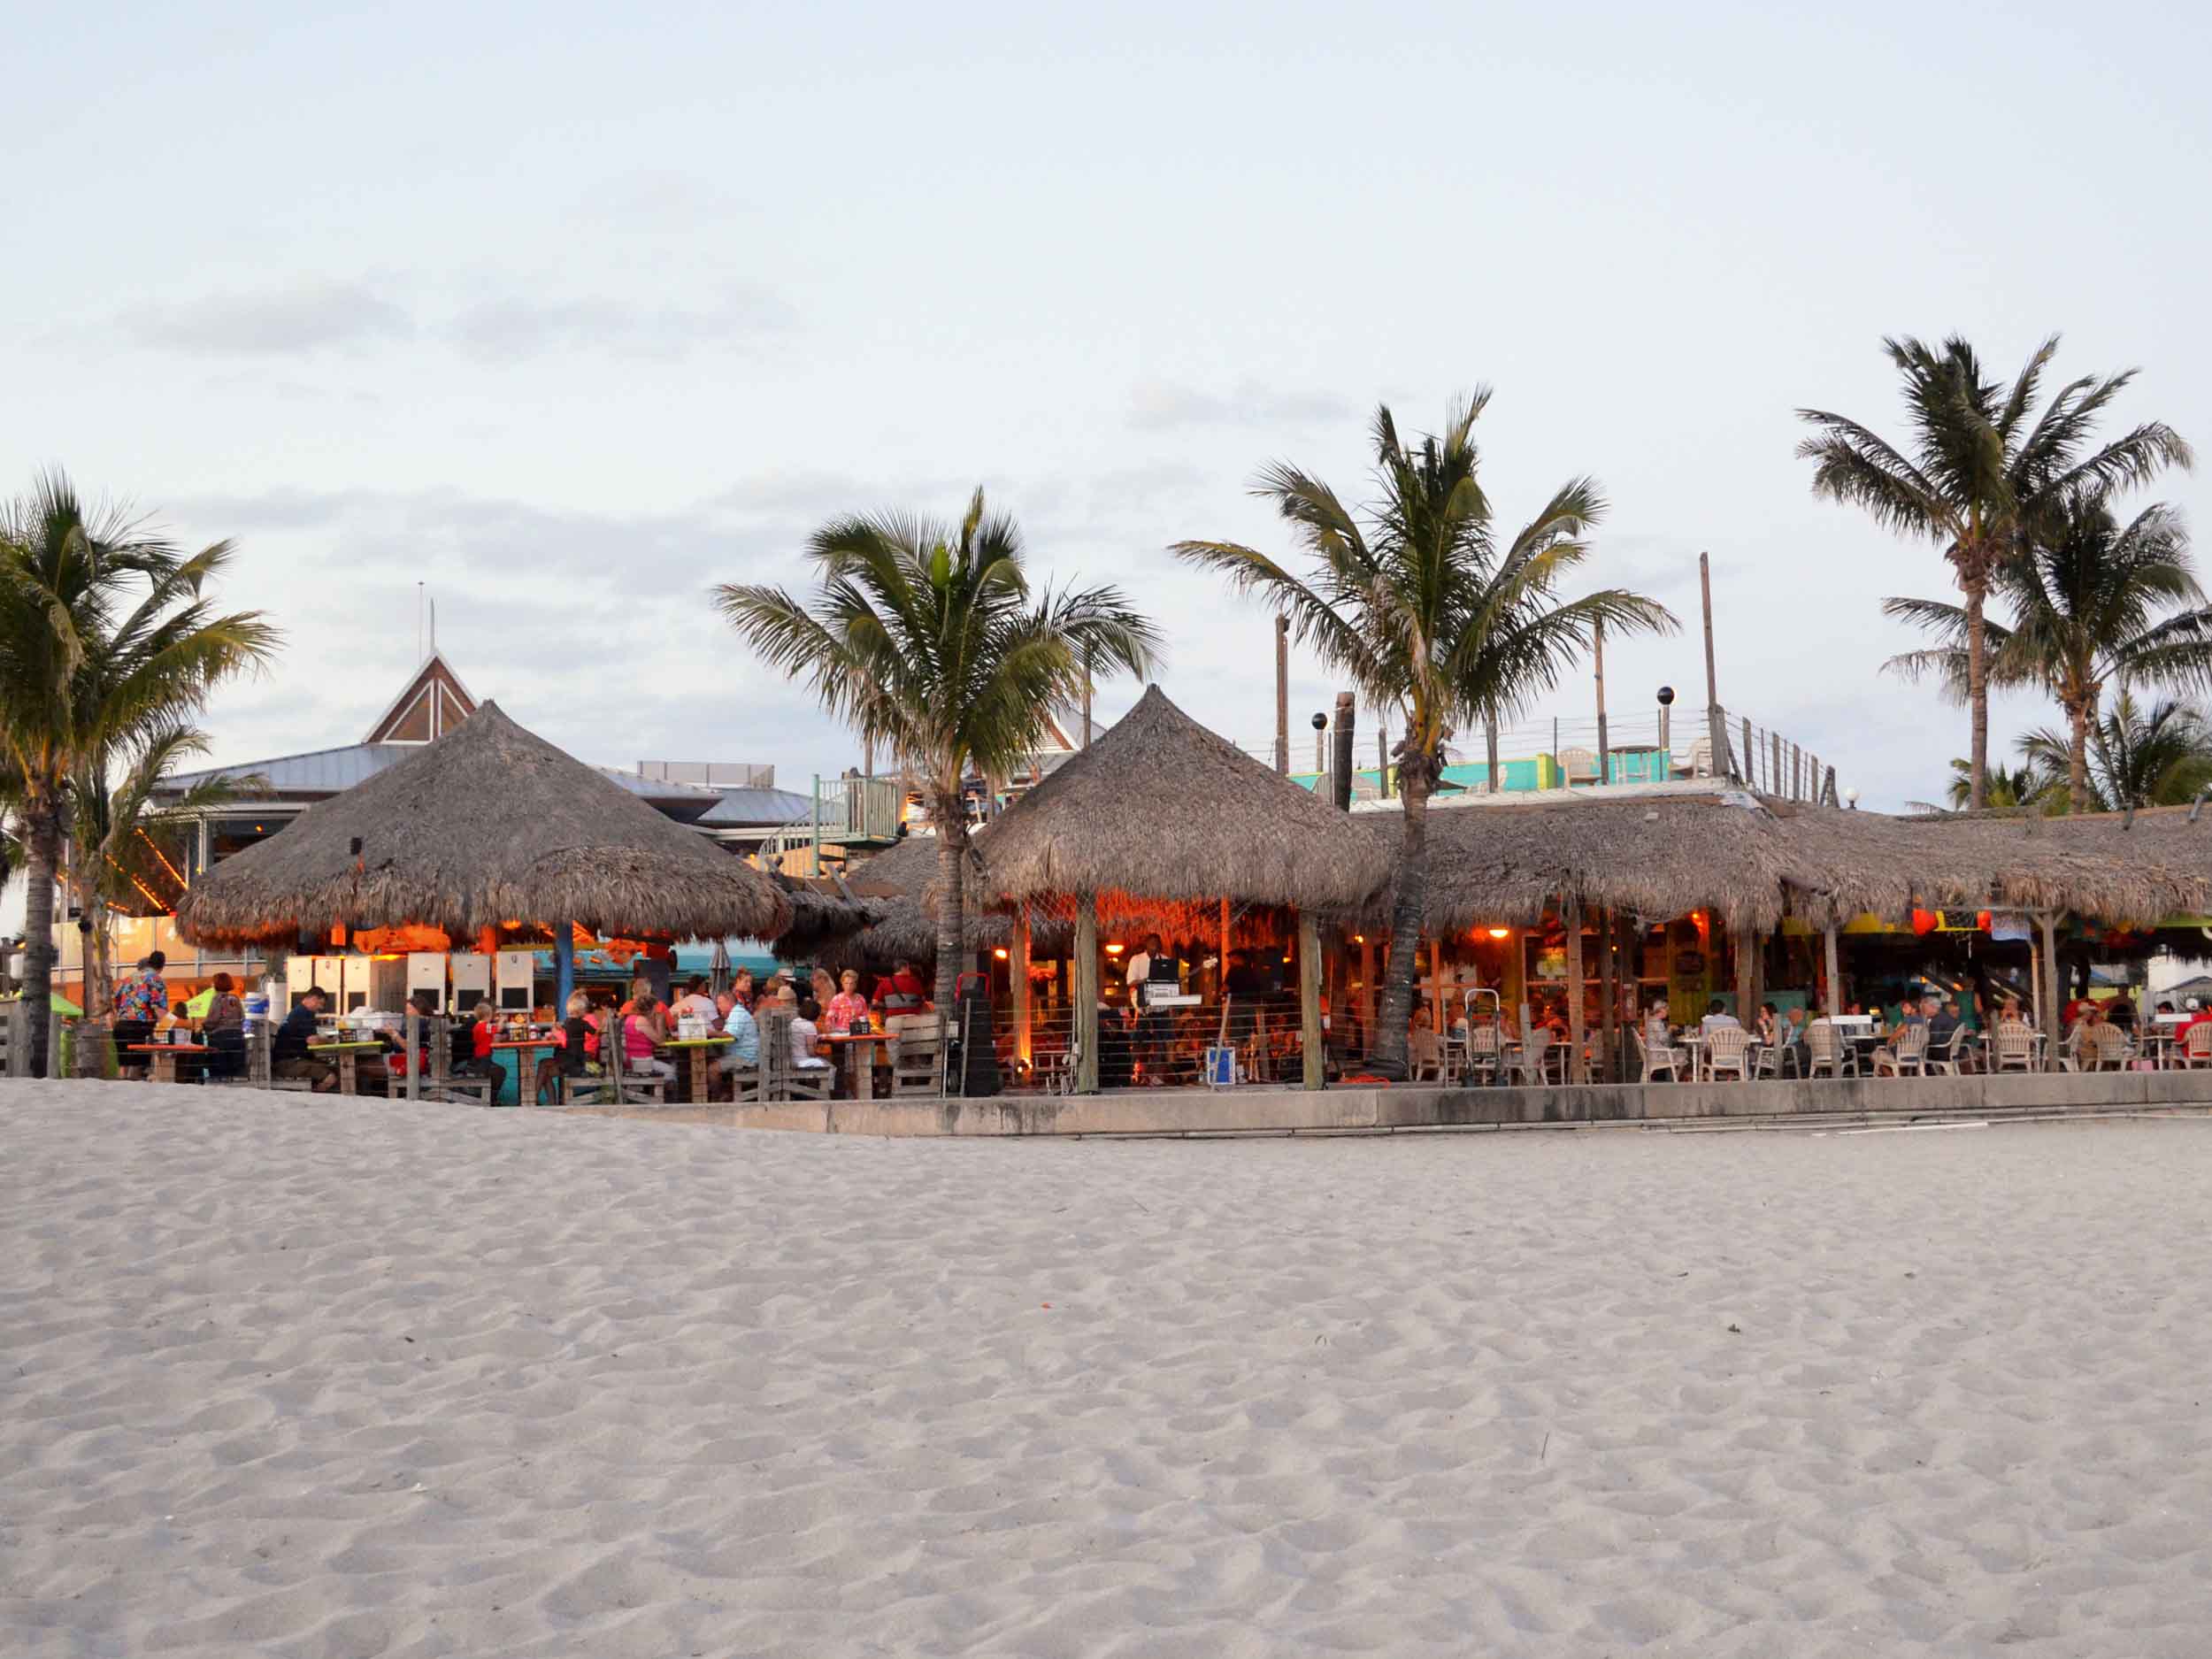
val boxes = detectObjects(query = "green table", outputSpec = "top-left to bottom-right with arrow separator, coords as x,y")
307,1041 -> 385,1096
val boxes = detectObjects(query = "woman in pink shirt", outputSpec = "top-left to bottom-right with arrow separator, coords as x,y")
825,968 -> 872,1034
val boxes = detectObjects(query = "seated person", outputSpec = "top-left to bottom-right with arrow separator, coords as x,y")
622,995 -> 676,1081
672,976 -> 719,1025
454,1000 -> 503,1081
1700,999 -> 1741,1034
272,986 -> 338,1093
535,991 -> 598,1100
789,997 -> 832,1075
201,972 -> 248,1080
825,970 -> 872,1035
363,990 -> 441,1094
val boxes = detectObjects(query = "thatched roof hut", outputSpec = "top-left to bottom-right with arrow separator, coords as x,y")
1371,787 -> 2212,937
175,702 -> 794,947
972,685 -> 1386,913
770,881 -> 887,962
824,831 -> 1070,971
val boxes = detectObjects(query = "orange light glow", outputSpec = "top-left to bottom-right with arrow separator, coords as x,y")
1486,926 -> 1511,940
1103,942 -> 1125,956
993,947 -> 1010,960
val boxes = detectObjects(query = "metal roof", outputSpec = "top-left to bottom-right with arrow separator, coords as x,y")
592,766 -> 726,802
161,742 -> 416,797
697,786 -> 815,826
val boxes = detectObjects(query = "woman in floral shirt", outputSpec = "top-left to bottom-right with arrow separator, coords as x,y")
112,953 -> 170,1025
824,969 -> 872,1034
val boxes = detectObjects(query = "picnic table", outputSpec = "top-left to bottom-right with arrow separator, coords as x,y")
661,1034 -> 733,1102
818,1031 -> 894,1100
308,1040 -> 385,1096
128,1041 -> 210,1087
487,1037 -> 558,1105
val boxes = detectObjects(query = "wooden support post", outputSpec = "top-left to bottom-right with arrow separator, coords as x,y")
1377,728 -> 1390,797
1075,895 -> 1100,1093
1565,896 -> 1586,1083
1217,898 -> 1232,1002
1793,745 -> 1803,802
2037,911 -> 2062,1068
1430,938 -> 1446,1033
1486,720 -> 1501,793
1596,903 -> 1617,1084
1770,729 -> 1780,796
1359,935 -> 1378,1052
1732,920 -> 1755,1023
404,1010 -> 419,1101
1740,716 -> 1753,793
1012,910 -> 1033,1065
1823,923 -> 1841,1018
1298,912 -> 1324,1091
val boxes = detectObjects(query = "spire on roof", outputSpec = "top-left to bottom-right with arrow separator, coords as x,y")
363,652 -> 479,744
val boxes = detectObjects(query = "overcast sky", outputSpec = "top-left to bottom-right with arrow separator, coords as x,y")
10,0 -> 2209,816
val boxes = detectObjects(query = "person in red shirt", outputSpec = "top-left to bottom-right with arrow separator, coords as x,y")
873,959 -> 929,1015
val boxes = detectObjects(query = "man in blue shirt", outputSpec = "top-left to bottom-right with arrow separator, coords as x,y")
273,987 -> 337,1092
713,990 -> 760,1085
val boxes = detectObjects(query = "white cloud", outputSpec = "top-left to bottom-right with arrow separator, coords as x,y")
122,281 -> 413,355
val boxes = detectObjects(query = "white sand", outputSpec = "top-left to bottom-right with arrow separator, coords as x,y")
4,1087 -> 2211,1658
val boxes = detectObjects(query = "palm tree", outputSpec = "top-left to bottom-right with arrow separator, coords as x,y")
1173,394 -> 1676,1078
717,488 -> 1158,1011
1799,334 -> 2192,810
1929,757 -> 2049,812
2019,687 -> 2212,812
65,726 -> 256,1076
1886,495 -> 2212,810
0,472 -> 279,1076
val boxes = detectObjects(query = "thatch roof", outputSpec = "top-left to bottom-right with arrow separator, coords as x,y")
770,880 -> 887,960
1370,787 -> 2212,935
972,684 -> 1386,911
808,831 -> 1072,970
175,702 -> 795,947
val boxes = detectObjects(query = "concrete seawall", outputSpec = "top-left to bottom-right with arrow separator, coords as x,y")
682,1069 -> 2212,1137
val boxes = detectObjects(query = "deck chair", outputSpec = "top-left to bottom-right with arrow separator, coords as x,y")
1804,1019 -> 1858,1079
1409,1026 -> 1445,1083
1508,1028 -> 1552,1086
1461,1022 -> 1502,1085
1705,1025 -> 1753,1081
1989,1018 -> 2035,1072
250,1021 -> 314,1094
2088,1024 -> 2135,1071
1630,1029 -> 1677,1083
887,1013 -> 946,1097
759,1010 -> 832,1102
1872,1022 -> 1929,1077
2180,1024 -> 2212,1069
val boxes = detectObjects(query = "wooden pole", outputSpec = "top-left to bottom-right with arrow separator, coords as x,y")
1430,938 -> 1446,1033
1332,691 -> 1356,810
1823,923 -> 1841,1018
1770,730 -> 1781,797
1486,720 -> 1501,793
1823,764 -> 1838,807
1273,616 -> 1289,773
1732,920 -> 1755,1023
1359,935 -> 1378,1053
1298,912 -> 1324,1090
2037,911 -> 2062,1067
1377,726 -> 1390,797
1596,902 -> 1617,1083
1081,649 -> 1093,748
1593,618 -> 1609,787
1011,910 -> 1033,1065
1565,897 -> 1586,1082
1700,551 -> 1729,780
1074,895 -> 1100,1093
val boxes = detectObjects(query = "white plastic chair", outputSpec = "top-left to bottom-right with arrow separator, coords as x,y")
2180,1025 -> 2212,1069
1705,1025 -> 1753,1081
1992,1019 -> 2037,1072
1805,1019 -> 1858,1079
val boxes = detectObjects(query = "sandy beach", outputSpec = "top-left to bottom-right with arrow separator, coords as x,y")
4,1087 -> 2210,1656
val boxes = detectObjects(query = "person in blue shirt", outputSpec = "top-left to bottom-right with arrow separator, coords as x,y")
272,987 -> 337,1092
713,990 -> 760,1087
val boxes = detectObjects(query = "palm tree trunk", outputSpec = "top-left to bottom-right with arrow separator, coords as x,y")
1485,721 -> 1499,794
930,800 -> 969,1015
1964,582 -> 1989,811
2068,703 -> 2091,815
19,798 -> 62,1078
75,909 -> 112,1079
1371,776 -> 1430,1079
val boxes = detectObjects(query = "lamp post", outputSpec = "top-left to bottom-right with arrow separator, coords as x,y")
1656,684 -> 1675,771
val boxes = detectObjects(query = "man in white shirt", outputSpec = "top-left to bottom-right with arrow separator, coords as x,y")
674,976 -> 718,1025
1700,998 -> 1742,1034
1125,937 -> 1156,993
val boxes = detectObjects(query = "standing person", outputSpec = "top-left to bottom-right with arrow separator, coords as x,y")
673,976 -> 718,1025
826,969 -> 871,1034
272,986 -> 337,1093
874,958 -> 928,1016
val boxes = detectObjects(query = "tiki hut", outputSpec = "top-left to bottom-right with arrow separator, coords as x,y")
769,881 -> 887,966
175,703 -> 794,964
972,684 -> 1388,1089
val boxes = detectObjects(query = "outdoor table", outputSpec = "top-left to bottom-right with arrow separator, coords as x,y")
128,1042 -> 210,1086
308,1040 -> 384,1096
662,1034 -> 733,1102
819,1031 -> 894,1101
488,1037 -> 558,1105
1678,1033 -> 1707,1081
